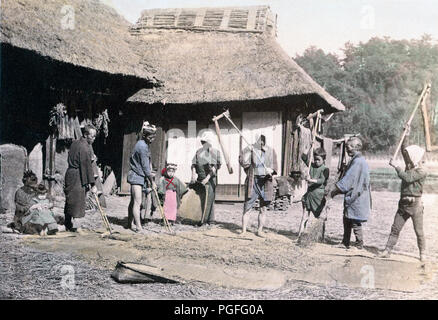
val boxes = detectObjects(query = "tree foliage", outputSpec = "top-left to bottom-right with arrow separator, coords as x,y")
295,35 -> 438,153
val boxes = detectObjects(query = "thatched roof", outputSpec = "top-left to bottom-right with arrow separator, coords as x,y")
127,6 -> 345,112
0,0 -> 156,82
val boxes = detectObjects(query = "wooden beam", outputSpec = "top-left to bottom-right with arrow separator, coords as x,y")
45,134 -> 56,197
282,109 -> 292,176
421,89 -> 433,152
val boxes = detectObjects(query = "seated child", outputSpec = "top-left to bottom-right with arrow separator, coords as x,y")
298,147 -> 330,238
157,163 -> 188,225
21,184 -> 59,236
379,125 -> 427,261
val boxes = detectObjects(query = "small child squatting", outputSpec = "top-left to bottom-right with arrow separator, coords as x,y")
22,184 -> 59,236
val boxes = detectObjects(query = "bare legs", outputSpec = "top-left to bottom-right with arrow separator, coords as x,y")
241,206 -> 267,237
128,184 -> 143,231
257,207 -> 266,237
241,209 -> 251,234
298,207 -> 310,238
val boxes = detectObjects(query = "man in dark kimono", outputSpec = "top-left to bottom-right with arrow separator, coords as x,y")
329,137 -> 371,249
64,125 -> 97,232
239,134 -> 277,237
191,131 -> 222,225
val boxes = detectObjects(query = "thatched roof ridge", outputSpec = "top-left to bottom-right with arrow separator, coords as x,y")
128,25 -> 345,112
0,0 -> 157,82
131,5 -> 277,35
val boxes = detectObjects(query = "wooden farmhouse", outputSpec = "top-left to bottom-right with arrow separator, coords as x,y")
122,6 -> 346,200
1,1 -> 346,203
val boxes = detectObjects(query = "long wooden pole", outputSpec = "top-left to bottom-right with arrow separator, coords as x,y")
200,184 -> 209,225
94,193 -> 112,234
391,83 -> 430,161
151,184 -> 173,233
306,111 -> 321,175
222,112 -> 268,171
421,87 -> 432,152
213,119 -> 233,174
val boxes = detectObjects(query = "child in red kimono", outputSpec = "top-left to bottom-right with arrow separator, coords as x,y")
157,163 -> 188,224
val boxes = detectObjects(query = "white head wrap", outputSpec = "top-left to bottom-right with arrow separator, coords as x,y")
253,133 -> 266,149
404,145 -> 425,167
200,131 -> 215,144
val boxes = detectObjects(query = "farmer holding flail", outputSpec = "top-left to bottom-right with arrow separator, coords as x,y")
239,133 -> 278,237
157,163 -> 188,225
298,147 -> 330,238
378,124 -> 428,262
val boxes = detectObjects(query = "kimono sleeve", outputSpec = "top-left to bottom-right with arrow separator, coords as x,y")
396,167 -> 427,183
176,178 -> 188,196
239,146 -> 252,169
15,189 -> 33,213
157,177 -> 166,196
79,144 -> 95,187
139,144 -> 152,180
336,161 -> 359,194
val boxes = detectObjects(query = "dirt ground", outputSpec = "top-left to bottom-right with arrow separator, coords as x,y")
1,191 -> 438,300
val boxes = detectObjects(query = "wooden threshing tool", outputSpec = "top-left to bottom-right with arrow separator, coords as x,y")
305,109 -> 324,176
200,183 -> 209,225
391,83 -> 431,161
94,193 -> 113,235
212,110 -> 234,174
149,179 -> 173,234
212,109 -> 269,171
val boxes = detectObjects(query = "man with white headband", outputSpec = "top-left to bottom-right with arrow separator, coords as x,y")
191,130 -> 222,225
379,124 -> 428,262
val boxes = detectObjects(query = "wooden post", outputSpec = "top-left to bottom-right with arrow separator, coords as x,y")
47,134 -> 56,197
421,88 -> 433,152
282,108 -> 292,177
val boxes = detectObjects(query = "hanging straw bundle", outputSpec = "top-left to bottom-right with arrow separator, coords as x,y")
94,109 -> 110,143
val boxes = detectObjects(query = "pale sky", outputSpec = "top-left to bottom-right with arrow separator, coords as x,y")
101,0 -> 438,57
